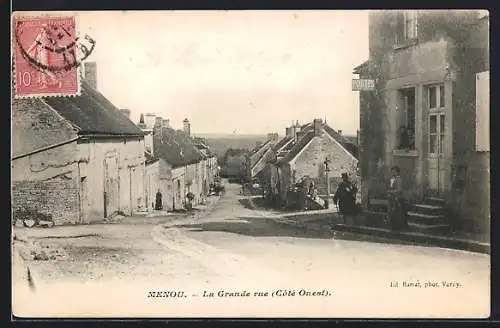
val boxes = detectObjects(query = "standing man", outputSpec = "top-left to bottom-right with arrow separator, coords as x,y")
387,166 -> 407,231
333,173 -> 358,224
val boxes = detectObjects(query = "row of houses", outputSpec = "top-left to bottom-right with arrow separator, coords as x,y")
11,64 -> 218,225
245,119 -> 359,207
353,10 -> 490,234
139,114 -> 218,212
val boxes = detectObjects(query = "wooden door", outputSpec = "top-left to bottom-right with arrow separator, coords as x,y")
427,113 -> 447,195
104,157 -> 119,216
79,176 -> 89,223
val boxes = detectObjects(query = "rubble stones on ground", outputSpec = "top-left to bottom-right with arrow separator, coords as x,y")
13,234 -> 69,262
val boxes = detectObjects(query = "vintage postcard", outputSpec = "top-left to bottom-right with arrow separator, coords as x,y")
11,10 -> 490,318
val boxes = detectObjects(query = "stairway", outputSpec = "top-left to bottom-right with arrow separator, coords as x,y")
406,197 -> 451,234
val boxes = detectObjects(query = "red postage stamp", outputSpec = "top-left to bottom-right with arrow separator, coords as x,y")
12,14 -> 91,98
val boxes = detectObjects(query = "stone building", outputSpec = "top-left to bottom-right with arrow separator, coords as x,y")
353,10 -> 489,234
139,117 -> 218,212
244,132 -> 279,183
265,119 -> 358,205
11,80 -> 146,225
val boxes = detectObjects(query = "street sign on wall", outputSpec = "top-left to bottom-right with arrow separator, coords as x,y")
352,79 -> 375,91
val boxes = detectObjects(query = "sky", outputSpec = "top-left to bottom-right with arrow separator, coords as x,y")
78,10 -> 369,136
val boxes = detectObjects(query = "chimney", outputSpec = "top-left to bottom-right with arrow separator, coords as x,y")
120,109 -> 131,120
183,118 -> 191,136
137,113 -> 148,130
313,118 -> 323,136
286,127 -> 293,138
338,129 -> 342,136
83,62 -> 98,90
162,119 -> 170,128
293,122 -> 301,143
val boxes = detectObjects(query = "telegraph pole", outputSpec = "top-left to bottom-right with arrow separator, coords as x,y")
324,158 -> 331,209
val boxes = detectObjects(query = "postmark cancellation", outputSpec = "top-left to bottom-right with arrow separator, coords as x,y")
12,13 -> 96,99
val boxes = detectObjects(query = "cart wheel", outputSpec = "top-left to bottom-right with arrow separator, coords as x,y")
23,218 -> 38,228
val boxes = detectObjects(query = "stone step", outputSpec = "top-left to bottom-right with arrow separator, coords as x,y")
413,203 -> 446,211
425,197 -> 447,206
407,211 -> 448,225
407,211 -> 446,220
408,221 -> 451,234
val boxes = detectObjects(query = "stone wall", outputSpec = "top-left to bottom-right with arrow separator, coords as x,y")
457,151 -> 490,234
12,174 -> 79,225
290,134 -> 358,182
12,98 -> 77,157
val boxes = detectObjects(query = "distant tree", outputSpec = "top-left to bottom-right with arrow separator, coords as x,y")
223,148 -> 248,164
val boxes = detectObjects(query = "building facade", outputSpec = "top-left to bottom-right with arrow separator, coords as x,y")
265,119 -> 359,205
244,133 -> 279,183
354,10 -> 489,233
140,117 -> 219,212
11,81 -> 146,225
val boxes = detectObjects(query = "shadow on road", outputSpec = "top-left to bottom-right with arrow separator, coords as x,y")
172,216 -> 335,239
237,197 -> 307,214
172,216 -> 437,248
237,199 -> 256,210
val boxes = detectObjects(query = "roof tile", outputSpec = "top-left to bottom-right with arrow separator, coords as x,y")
43,81 -> 144,136
153,128 -> 204,168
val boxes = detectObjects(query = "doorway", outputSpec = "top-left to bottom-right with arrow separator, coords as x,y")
79,176 -> 89,223
104,157 -> 119,217
425,83 -> 448,197
427,113 -> 446,194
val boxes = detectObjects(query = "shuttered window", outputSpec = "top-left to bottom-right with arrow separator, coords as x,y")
476,71 -> 490,151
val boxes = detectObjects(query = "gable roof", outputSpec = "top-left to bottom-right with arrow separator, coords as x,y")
153,127 -> 204,168
277,122 -> 359,165
249,139 -> 271,156
193,137 -> 216,158
353,60 -> 371,74
43,80 -> 144,136
273,136 -> 293,152
277,132 -> 315,165
322,125 -> 359,158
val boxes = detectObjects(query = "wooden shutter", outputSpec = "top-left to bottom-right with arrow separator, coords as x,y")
475,71 -> 490,152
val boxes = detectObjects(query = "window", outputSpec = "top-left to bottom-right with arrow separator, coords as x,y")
404,11 -> 418,40
395,11 -> 418,45
397,88 -> 416,150
439,85 -> 445,107
427,84 -> 445,109
429,115 -> 437,154
429,114 -> 445,155
439,114 -> 446,153
429,87 -> 437,108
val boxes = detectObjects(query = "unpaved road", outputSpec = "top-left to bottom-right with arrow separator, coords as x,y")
12,183 -> 490,318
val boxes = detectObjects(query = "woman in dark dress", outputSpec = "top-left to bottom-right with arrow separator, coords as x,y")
387,166 -> 407,231
155,190 -> 163,210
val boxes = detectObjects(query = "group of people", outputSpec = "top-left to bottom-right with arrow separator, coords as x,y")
333,166 -> 407,231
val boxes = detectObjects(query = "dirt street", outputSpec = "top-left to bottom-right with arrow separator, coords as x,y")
12,183 -> 490,318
